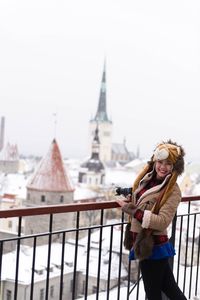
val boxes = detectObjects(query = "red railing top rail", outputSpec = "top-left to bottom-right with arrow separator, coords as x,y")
0,195 -> 199,219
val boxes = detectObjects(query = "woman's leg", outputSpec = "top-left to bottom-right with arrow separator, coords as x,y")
162,261 -> 187,300
140,259 -> 166,300
140,258 -> 187,300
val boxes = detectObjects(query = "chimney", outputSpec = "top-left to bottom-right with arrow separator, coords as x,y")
0,116 -> 5,152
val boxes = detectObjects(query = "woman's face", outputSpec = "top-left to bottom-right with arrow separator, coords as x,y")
155,159 -> 173,179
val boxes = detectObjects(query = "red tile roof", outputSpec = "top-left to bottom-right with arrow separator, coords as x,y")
27,139 -> 74,192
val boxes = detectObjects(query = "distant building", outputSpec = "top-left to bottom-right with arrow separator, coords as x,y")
0,193 -> 24,253
179,173 -> 193,195
26,139 -> 74,206
1,227 -> 130,300
25,139 -> 75,245
89,63 -> 135,166
0,193 -> 22,233
0,116 -> 20,173
1,243 -> 75,300
79,124 -> 105,187
111,138 -> 135,166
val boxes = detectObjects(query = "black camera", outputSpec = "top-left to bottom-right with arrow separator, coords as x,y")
115,187 -> 132,197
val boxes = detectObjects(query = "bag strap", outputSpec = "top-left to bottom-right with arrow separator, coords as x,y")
127,214 -> 132,224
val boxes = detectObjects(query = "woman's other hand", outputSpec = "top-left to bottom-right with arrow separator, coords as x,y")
116,199 -> 127,208
116,200 -> 136,216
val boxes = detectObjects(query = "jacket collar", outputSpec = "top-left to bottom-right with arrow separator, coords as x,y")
134,170 -> 171,205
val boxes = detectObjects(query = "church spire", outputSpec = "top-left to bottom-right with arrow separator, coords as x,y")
89,60 -> 112,162
94,61 -> 110,122
91,123 -> 100,159
80,123 -> 104,173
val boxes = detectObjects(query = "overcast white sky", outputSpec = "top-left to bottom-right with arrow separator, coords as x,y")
0,0 -> 200,162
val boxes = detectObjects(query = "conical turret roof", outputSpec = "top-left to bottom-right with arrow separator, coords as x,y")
27,139 -> 74,192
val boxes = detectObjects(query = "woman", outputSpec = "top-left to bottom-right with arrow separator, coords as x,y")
117,140 -> 187,300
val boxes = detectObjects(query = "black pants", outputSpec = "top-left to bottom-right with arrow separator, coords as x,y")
140,258 -> 187,300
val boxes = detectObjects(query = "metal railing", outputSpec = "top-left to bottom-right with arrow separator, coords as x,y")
0,196 -> 199,300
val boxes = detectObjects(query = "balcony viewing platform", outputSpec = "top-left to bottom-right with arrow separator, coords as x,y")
1,1 -> 200,299
0,195 -> 199,300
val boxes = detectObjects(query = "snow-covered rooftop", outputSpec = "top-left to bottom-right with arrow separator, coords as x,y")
1,221 -> 128,284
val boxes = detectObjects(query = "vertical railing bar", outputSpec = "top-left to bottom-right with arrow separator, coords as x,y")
183,202 -> 191,293
30,236 -> 37,300
188,214 -> 196,299
45,213 -> 53,300
96,209 -> 104,300
59,232 -> 66,300
117,213 -> 124,300
162,213 -> 177,300
14,216 -> 22,300
177,216 -> 183,283
170,214 -> 177,270
85,228 -> 91,299
195,226 -> 200,296
0,241 -> 3,296
136,264 -> 141,300
72,211 -> 80,300
128,269 -> 142,295
126,258 -> 131,300
106,225 -> 113,300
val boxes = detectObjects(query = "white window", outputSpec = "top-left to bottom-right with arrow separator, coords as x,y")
8,220 -> 12,229
6,290 -> 12,300
40,288 -> 45,300
103,131 -> 110,136
50,285 -> 54,298
41,195 -> 45,202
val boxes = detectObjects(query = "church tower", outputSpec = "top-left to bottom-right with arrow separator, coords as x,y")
79,124 -> 105,187
90,61 -> 112,163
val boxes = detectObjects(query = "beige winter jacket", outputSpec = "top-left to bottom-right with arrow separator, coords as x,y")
131,171 -> 182,236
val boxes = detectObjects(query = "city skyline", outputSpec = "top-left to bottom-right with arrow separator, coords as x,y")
1,0 -> 200,162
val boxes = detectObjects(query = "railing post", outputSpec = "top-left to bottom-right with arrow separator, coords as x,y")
96,209 -> 104,299
14,216 -> 22,300
0,242 -> 3,300
161,214 -> 177,300
170,214 -> 177,269
72,211 -> 80,300
45,213 -> 53,300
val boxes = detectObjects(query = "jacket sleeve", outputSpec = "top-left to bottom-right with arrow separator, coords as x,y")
141,186 -> 181,231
